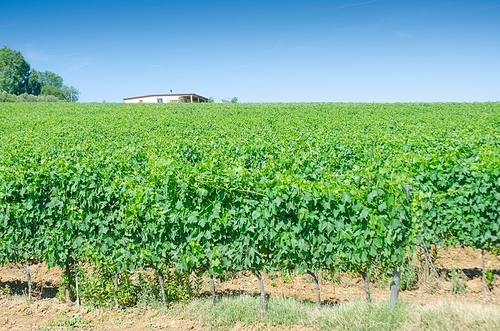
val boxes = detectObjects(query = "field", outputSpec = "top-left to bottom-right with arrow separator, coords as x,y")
0,102 -> 499,330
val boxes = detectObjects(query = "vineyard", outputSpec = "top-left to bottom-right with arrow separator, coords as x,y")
0,102 -> 499,310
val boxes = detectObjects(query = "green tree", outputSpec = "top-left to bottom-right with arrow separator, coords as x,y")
62,85 -> 80,102
0,47 -> 80,101
26,69 -> 42,95
38,70 -> 63,88
0,46 -> 31,95
41,85 -> 66,100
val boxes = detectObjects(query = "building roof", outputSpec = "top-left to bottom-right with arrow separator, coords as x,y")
123,93 -> 208,101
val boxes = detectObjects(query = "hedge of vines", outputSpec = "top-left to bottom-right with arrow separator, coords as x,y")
0,102 -> 499,304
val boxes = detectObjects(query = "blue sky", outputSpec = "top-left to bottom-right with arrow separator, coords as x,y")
1,0 -> 499,102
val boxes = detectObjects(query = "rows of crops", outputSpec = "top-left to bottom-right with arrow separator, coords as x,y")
0,102 -> 499,306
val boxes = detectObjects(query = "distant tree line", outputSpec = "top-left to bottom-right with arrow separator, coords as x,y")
0,45 -> 80,102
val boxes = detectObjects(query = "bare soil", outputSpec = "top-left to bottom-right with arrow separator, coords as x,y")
1,247 -> 499,330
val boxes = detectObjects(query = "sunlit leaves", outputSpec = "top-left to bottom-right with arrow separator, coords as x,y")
0,102 -> 498,282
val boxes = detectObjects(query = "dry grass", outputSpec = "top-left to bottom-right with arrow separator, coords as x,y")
3,294 -> 500,330
411,301 -> 500,331
173,296 -> 500,331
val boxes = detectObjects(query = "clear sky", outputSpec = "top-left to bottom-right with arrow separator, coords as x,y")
1,0 -> 499,103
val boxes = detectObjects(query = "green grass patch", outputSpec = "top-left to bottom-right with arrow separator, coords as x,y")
174,295 -> 312,328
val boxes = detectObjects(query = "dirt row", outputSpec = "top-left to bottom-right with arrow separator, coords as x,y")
1,247 -> 499,330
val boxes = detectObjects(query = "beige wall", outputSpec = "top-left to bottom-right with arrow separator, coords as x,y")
124,95 -> 181,103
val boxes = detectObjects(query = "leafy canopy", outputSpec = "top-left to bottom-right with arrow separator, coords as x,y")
0,45 -> 79,101
0,45 -> 31,95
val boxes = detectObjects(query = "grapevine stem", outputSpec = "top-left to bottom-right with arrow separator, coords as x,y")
254,270 -> 267,312
157,267 -> 168,307
306,270 -> 321,308
210,274 -> 216,305
422,245 -> 429,282
21,263 -> 32,301
481,248 -> 491,292
65,264 -> 72,304
407,185 -> 438,280
114,273 -> 120,309
421,243 -> 439,279
360,269 -> 371,304
75,264 -> 80,307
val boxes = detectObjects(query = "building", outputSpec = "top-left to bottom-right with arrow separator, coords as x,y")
123,93 -> 209,104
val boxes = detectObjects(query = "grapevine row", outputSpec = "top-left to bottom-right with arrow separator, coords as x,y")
0,102 -> 499,306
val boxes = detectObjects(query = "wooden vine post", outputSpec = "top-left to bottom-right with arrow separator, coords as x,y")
389,268 -> 401,307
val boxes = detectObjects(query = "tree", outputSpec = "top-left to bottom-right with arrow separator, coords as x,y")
26,69 -> 42,95
0,46 -> 80,101
0,46 -> 31,95
231,97 -> 238,103
40,85 -> 80,102
38,70 -> 79,101
62,85 -> 80,102
38,71 -> 63,88
41,85 -> 66,100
